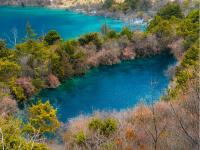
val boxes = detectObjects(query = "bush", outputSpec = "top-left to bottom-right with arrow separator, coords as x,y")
181,43 -> 199,67
0,60 -> 21,81
44,30 -> 61,45
16,77 -> 35,97
78,33 -> 102,49
75,131 -> 86,145
0,97 -> 18,115
157,2 -> 183,19
100,118 -> 117,136
176,70 -> 191,87
125,0 -> 152,11
106,30 -> 118,39
63,40 -> 78,55
120,27 -> 132,40
88,117 -> 117,136
32,78 -> 45,91
103,0 -> 115,9
0,116 -> 49,149
25,100 -> 60,135
11,85 -> 26,102
0,39 -> 7,50
88,117 -> 103,131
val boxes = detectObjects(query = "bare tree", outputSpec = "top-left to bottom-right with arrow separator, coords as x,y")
3,27 -> 18,46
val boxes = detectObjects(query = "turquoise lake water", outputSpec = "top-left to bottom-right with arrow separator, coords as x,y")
0,6 -> 145,45
37,53 -> 175,122
0,6 -> 175,122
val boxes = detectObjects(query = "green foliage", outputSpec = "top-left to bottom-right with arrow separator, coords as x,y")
25,22 -> 37,40
75,131 -> 86,145
78,33 -> 102,49
0,116 -> 49,150
16,40 -> 51,79
148,17 -> 174,48
124,0 -> 152,11
32,78 -> 45,91
63,40 -> 78,55
88,117 -> 117,136
106,30 -> 118,39
178,10 -> 199,48
89,117 -> 103,130
125,0 -> 139,10
25,100 -> 60,135
11,85 -> 26,102
103,0 -> 115,9
100,118 -> 117,136
186,9 -> 199,23
0,59 -> 20,81
163,40 -> 199,101
51,52 -> 74,79
0,39 -> 7,50
157,2 -> 183,19
176,70 -> 191,87
181,43 -> 199,67
0,49 -> 15,61
44,30 -> 61,45
120,27 -> 132,40
16,40 -> 50,61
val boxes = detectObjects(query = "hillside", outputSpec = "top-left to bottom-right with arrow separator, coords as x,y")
0,2 -> 199,150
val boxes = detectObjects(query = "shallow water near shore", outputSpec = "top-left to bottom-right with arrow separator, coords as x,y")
36,53 -> 176,122
0,6 -> 145,46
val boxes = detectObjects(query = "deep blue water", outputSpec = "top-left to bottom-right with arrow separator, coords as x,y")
37,53 -> 175,122
0,6 -> 174,122
0,6 -> 145,45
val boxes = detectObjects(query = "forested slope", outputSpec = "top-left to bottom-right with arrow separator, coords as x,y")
0,2 -> 199,150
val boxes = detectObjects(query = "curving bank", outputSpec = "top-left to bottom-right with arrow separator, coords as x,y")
0,2 -> 199,150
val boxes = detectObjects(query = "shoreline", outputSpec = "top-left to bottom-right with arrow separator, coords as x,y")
0,4 -> 152,23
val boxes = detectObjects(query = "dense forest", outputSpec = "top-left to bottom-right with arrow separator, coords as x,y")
0,2 -> 199,150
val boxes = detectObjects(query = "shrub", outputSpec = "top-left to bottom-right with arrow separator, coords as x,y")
16,77 -> 35,97
88,117 -> 117,136
181,40 -> 199,67
120,27 -> 132,40
176,70 -> 191,87
0,39 -> 7,50
75,131 -> 86,145
125,0 -> 152,11
88,117 -> 103,131
63,40 -> 78,55
106,30 -> 118,39
44,30 -> 61,45
0,97 -> 18,115
103,0 -> 115,9
100,118 -> 117,136
32,78 -> 45,91
157,2 -> 183,19
11,85 -> 26,102
0,60 -> 21,81
78,33 -> 102,49
25,100 -> 60,135
0,116 -> 49,149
